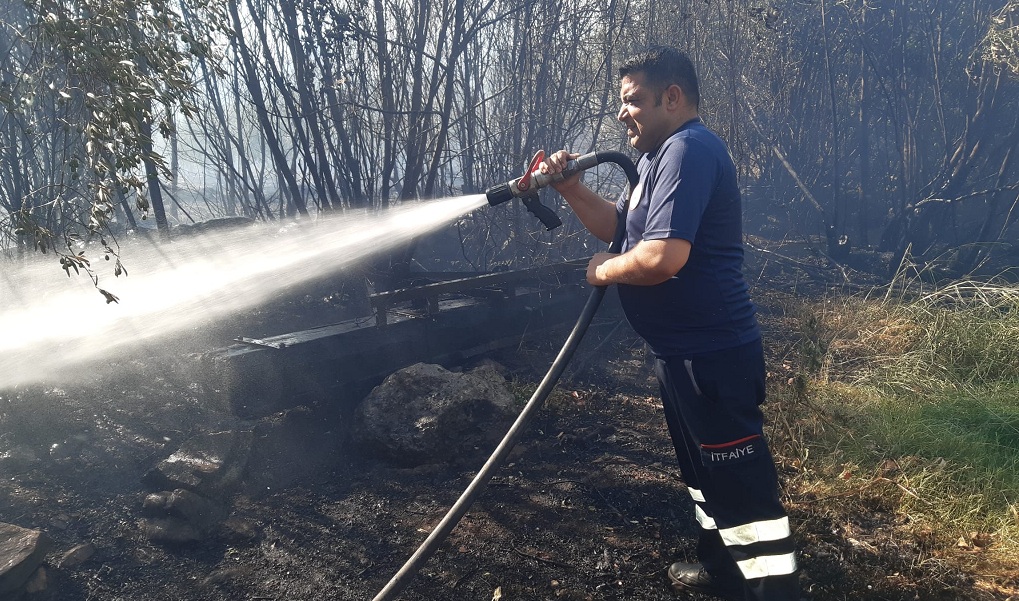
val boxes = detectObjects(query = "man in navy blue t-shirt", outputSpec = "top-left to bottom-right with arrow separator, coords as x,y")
540,46 -> 799,601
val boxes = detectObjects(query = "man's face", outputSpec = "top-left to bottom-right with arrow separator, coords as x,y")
617,72 -> 670,153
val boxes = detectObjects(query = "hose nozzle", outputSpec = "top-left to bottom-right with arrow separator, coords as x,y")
485,150 -> 601,230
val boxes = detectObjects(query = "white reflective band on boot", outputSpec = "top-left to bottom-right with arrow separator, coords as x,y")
719,516 -> 791,546
687,487 -> 706,503
694,505 -> 717,530
736,552 -> 798,579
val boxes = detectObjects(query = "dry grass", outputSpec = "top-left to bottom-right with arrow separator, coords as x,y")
770,279 -> 1019,589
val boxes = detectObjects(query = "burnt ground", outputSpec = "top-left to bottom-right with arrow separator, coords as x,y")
1,284 -> 1016,601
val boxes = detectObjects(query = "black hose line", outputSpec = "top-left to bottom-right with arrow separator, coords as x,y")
370,151 -> 637,601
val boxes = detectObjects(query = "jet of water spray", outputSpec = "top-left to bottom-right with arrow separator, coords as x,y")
0,194 -> 489,387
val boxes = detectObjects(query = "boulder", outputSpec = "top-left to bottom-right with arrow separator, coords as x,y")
0,523 -> 50,598
57,543 -> 96,569
144,489 -> 229,533
141,488 -> 229,544
141,518 -> 204,545
354,362 -> 517,465
142,429 -> 253,496
141,429 -> 250,545
140,406 -> 342,544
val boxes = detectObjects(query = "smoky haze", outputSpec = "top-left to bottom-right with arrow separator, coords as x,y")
1,1 -> 1018,318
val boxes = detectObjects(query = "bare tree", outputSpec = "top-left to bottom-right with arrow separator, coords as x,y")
0,0 -> 228,294
7,0 -> 1018,291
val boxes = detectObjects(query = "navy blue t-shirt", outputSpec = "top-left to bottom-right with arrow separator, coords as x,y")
615,118 -> 759,357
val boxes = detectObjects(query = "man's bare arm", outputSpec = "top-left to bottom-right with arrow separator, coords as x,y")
541,150 -> 618,243
587,239 -> 691,286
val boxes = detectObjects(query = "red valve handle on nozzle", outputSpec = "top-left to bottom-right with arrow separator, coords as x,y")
516,150 -> 545,193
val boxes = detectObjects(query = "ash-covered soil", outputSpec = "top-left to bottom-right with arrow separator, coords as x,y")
0,294 -> 1009,601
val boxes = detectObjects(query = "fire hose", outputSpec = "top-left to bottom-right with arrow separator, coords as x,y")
370,150 -> 638,601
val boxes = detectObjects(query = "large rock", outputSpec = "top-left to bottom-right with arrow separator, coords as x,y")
142,489 -> 229,532
140,406 -> 343,544
141,429 -> 250,545
0,523 -> 50,598
354,362 -> 517,465
142,429 -> 253,496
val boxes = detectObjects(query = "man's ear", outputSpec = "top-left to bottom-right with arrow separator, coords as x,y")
664,84 -> 685,110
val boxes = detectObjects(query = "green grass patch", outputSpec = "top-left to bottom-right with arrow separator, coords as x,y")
879,387 -> 1019,480
853,385 -> 1019,511
782,281 -> 1019,573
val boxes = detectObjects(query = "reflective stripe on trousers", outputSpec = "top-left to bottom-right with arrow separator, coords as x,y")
688,487 -> 798,579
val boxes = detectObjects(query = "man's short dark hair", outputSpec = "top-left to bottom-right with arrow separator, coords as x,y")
619,46 -> 700,109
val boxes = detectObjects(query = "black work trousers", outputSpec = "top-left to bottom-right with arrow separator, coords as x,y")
655,338 -> 800,601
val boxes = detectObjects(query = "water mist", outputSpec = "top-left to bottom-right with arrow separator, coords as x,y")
0,195 -> 488,388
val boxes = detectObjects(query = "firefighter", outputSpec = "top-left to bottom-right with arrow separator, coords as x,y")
540,46 -> 799,600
